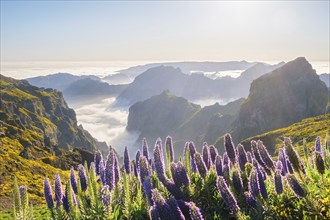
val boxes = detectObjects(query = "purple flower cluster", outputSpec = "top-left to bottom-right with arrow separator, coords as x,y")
257,141 -> 274,170
237,144 -> 248,171
209,145 -> 218,164
217,176 -> 240,213
44,177 -> 54,209
194,152 -> 208,178
70,168 -> 78,194
202,143 -> 211,169
78,164 -> 88,191
93,151 -> 102,175
154,144 -> 166,181
215,155 -> 223,176
124,146 -> 130,174
286,174 -> 306,198
166,136 -> 174,163
224,133 -> 237,164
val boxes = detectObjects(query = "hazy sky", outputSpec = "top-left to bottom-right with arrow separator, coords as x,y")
1,1 -> 329,62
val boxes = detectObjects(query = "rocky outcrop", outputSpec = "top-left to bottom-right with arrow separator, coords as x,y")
0,75 -> 106,160
233,57 -> 328,142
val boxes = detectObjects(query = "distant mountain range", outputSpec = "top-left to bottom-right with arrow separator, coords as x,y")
115,62 -> 284,106
26,73 -> 128,106
114,60 -> 257,78
126,57 -> 328,155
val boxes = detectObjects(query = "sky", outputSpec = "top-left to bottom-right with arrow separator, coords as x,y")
1,1 -> 329,62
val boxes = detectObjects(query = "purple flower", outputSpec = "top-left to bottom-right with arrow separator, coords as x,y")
133,161 -> 139,177
44,177 -> 54,209
315,136 -> 322,153
274,169 -> 283,195
143,178 -> 153,205
70,168 -> 78,194
286,159 -> 294,174
237,144 -> 248,171
202,143 -> 211,170
244,191 -> 257,208
124,146 -> 130,174
275,161 -> 282,171
78,164 -> 88,191
94,150 -> 103,175
156,138 -> 164,161
278,148 -> 288,176
248,169 -> 259,198
105,149 -> 115,190
163,178 -> 184,200
19,185 -> 27,202
215,155 -> 223,176
189,202 -> 204,220
217,176 -> 240,213
257,166 -> 268,200
232,169 -> 243,193
286,174 -> 306,198
54,174 -> 63,206
189,142 -> 197,172
152,189 -> 176,220
257,141 -> 274,170
209,145 -> 218,164
222,163 -> 230,182
315,151 -> 325,175
63,182 -> 77,213
177,200 -> 191,218
246,151 -> 253,163
142,138 -> 150,160
284,138 -> 304,174
139,156 -> 151,184
194,153 -> 208,178
166,136 -> 174,163
177,162 -> 190,186
154,144 -> 166,181
167,197 -> 185,220
251,141 -> 269,174
224,133 -> 236,164
170,163 -> 182,187
149,206 -> 159,220
114,155 -> 121,184
222,152 -> 229,166
101,185 -> 111,206
99,159 -> 106,184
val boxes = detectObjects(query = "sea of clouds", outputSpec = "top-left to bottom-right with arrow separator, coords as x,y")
2,60 -> 328,154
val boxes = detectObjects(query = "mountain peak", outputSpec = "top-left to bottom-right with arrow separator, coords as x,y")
234,57 -> 328,141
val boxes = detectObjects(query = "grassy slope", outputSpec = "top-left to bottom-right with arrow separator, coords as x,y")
240,113 -> 330,155
0,137 -> 69,211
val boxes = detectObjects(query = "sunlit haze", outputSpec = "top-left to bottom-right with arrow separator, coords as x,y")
1,1 -> 329,62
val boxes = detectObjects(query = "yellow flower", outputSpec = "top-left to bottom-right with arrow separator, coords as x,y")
321,197 -> 329,204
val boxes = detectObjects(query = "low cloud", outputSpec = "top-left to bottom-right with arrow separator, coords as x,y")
75,98 -> 140,155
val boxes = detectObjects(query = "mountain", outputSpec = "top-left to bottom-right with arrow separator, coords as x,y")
26,73 -> 100,91
232,57 -> 328,142
126,91 -> 244,154
319,73 -> 329,87
0,75 -> 107,159
0,75 -> 109,210
114,61 -> 256,78
174,98 -> 244,146
115,63 -> 283,106
63,78 -> 128,105
127,90 -> 201,143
